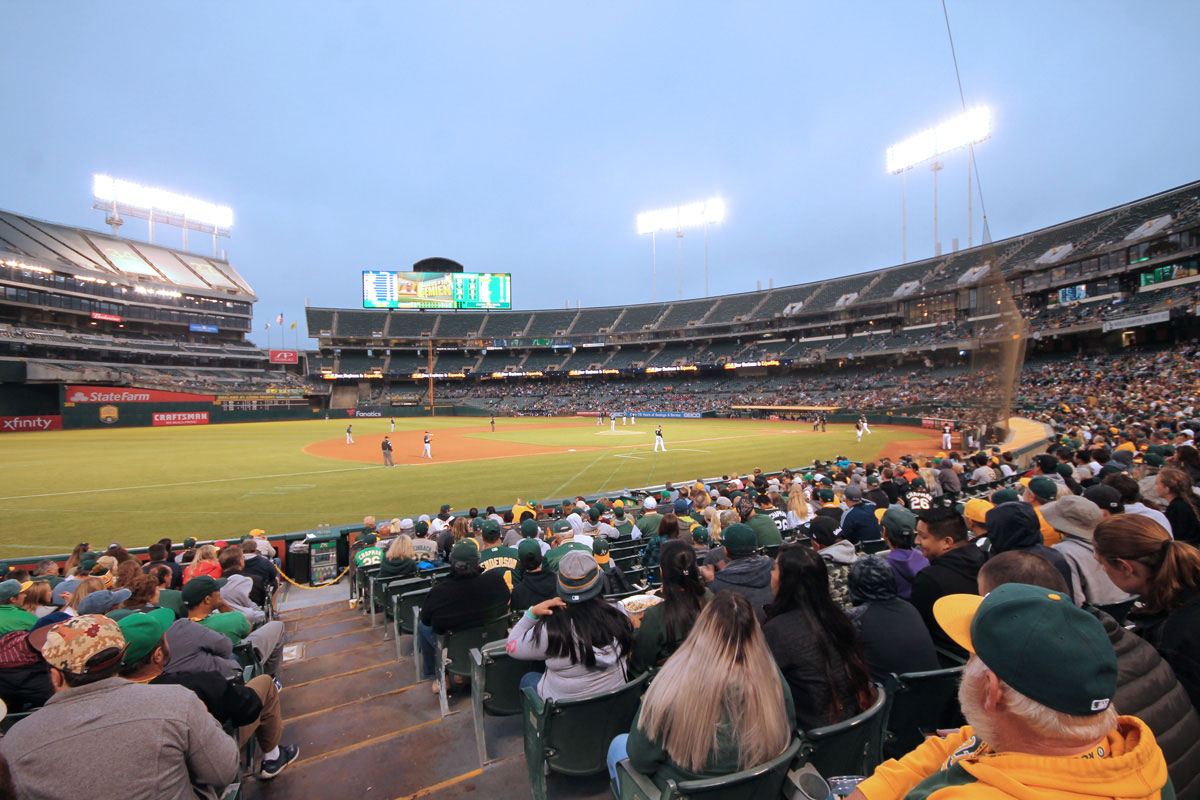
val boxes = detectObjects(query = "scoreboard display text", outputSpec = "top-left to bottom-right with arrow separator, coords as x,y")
362,271 -> 512,310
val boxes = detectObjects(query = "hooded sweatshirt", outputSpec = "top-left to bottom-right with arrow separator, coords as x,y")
985,503 -> 1076,597
707,555 -> 775,621
909,543 -> 986,658
846,556 -> 938,684
818,539 -> 858,611
509,569 -> 558,611
856,716 -> 1170,800
505,608 -> 628,701
886,548 -> 930,600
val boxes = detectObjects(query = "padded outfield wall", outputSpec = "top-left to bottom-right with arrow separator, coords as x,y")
57,384 -> 322,429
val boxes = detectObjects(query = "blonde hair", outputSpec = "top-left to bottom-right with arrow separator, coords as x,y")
19,582 -> 51,611
66,577 -> 105,611
95,555 -> 118,574
387,534 -> 415,561
703,507 -> 723,542
787,489 -> 814,520
194,545 -> 219,563
638,592 -> 790,772
452,517 -> 469,543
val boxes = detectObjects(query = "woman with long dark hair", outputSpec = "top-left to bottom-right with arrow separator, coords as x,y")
1093,514 -> 1200,710
762,544 -> 876,729
631,540 -> 708,675
1174,444 -> 1200,484
1156,467 -> 1200,545
507,551 -> 633,701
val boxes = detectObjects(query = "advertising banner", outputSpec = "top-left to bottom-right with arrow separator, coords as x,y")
152,411 -> 209,426
189,323 -> 219,333
632,412 -> 703,419
0,415 -> 63,433
269,350 -> 299,364
90,312 -> 122,323
65,386 -> 216,404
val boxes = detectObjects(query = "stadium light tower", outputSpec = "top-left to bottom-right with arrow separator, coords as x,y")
92,174 -> 233,256
637,197 -> 726,300
886,106 -> 990,261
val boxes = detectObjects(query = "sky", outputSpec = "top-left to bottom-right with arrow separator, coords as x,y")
2,1 -> 1198,348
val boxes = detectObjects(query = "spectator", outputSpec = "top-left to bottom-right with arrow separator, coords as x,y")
865,475 -> 890,508
217,546 -> 264,623
545,519 -> 596,572
839,485 -> 880,545
903,477 -> 933,511
582,505 -> 620,541
1,615 -> 239,799
910,507 -> 986,659
784,485 -> 816,529
17,584 -> 54,619
29,560 -> 61,590
877,507 -> 927,600
1083,483 -> 1125,520
978,551 -> 1200,797
961,497 -> 994,549
1103,473 -> 1172,535
849,583 -> 1168,800
985,502 -> 1075,597
703,524 -> 774,621
174,537 -> 198,566
181,576 -> 285,677
62,543 -> 90,576
378,535 -> 418,581
592,539 -> 633,595
116,608 -> 299,780
936,458 -> 962,495
507,551 -> 633,701
417,541 -> 510,687
846,555 -> 938,683
182,545 -> 222,584
631,540 -> 707,675
806,517 -> 856,610
410,520 -> 441,563
239,538 -> 279,599
0,582 -> 36,635
107,575 -> 161,621
510,540 -> 557,611
1041,495 -> 1131,606
1093,514 -> 1200,712
635,497 -> 661,539
149,565 -> 184,618
611,501 -> 635,537
762,544 -> 876,729
142,543 -> 183,589
641,513 -> 678,575
1158,467 -> 1200,545
608,592 -> 793,792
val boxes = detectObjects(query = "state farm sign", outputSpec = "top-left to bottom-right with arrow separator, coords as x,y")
269,350 -> 299,364
65,385 -> 215,404
152,411 -> 209,426
0,415 -> 63,433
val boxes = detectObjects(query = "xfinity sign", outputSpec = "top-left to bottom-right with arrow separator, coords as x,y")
0,415 -> 63,433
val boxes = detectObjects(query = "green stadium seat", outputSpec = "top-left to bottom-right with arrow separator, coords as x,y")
469,640 -> 544,767
522,672 -> 651,800
797,686 -> 887,778
434,605 -> 511,717
612,737 -> 806,800
881,667 -> 963,760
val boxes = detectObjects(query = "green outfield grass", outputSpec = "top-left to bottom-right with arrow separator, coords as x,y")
0,416 -> 931,557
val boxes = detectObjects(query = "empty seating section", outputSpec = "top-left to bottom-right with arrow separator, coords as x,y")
922,248 -> 993,292
604,348 -> 654,369
337,353 -> 384,373
652,298 -> 711,330
569,307 -> 622,334
707,291 -> 764,321
556,350 -> 607,371
1096,188 -> 1198,243
519,352 -> 567,371
856,260 -> 934,302
308,354 -> 337,371
387,352 -> 426,373
749,283 -> 818,319
610,305 -> 663,332
336,310 -> 385,337
800,274 -> 875,313
433,352 -> 479,372
693,340 -> 742,363
306,308 -> 335,336
480,311 -> 533,338
643,344 -> 695,366
474,352 -> 523,373
524,310 -> 579,337
386,312 -> 435,338
999,214 -> 1109,269
434,312 -> 487,338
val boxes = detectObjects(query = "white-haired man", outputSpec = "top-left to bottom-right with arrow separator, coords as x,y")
847,583 -> 1171,800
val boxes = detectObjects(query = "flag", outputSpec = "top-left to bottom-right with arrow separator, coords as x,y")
276,313 -> 283,325
290,321 -> 297,330
264,322 -> 269,330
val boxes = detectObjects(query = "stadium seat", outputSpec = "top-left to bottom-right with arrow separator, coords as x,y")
881,667 -> 964,760
797,686 -> 887,778
393,586 -> 431,660
433,605 -> 512,715
469,640 -> 545,767
1094,595 -> 1138,626
857,540 -> 889,555
612,737 -> 805,800
522,672 -> 651,800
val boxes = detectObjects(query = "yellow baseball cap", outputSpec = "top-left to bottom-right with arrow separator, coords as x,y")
962,498 -> 994,525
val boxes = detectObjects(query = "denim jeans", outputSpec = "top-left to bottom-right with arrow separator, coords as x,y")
417,620 -> 438,680
607,734 -> 629,785
519,671 -> 542,694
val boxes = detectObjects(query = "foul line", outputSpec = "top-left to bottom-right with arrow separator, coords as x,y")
0,464 -> 377,502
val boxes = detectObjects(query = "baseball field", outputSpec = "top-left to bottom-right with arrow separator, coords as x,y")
0,416 -> 941,558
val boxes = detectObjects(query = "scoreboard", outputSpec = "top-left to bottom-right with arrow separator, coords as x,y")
362,271 -> 512,310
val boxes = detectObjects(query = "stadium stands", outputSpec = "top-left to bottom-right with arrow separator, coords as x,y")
653,298 -> 713,330
433,311 -> 487,338
524,309 -> 579,337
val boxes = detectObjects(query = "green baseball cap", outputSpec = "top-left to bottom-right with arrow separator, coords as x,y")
722,523 -> 758,557
182,538 -> 197,549
1027,477 -> 1058,502
991,488 -> 1020,504
118,607 -> 176,665
181,575 -> 227,607
521,518 -> 540,538
359,533 -> 378,546
471,517 -> 483,531
934,583 -> 1116,717
517,539 -> 542,560
817,488 -> 835,503
1143,453 -> 1166,467
550,520 -> 572,534
481,519 -> 501,536
880,506 -> 917,535
588,505 -> 602,522
450,540 -> 480,567
415,520 -> 429,536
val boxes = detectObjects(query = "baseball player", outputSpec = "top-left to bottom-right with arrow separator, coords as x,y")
942,423 -> 953,451
390,418 -> 395,433
490,416 -> 495,432
596,414 -> 602,426
610,414 -> 616,432
855,418 -> 864,443
859,414 -> 871,436
654,425 -> 666,452
381,436 -> 394,467
422,431 -> 433,459
345,424 -> 354,445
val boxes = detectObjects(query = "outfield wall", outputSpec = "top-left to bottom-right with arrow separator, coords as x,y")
57,384 -> 321,429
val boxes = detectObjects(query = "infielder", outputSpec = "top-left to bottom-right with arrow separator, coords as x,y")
610,414 -> 616,432
422,430 -> 433,459
859,415 -> 871,436
345,424 -> 354,445
942,423 -> 953,451
382,436 -> 394,467
855,418 -> 864,443
390,418 -> 395,433
490,416 -> 495,432
654,425 -> 666,452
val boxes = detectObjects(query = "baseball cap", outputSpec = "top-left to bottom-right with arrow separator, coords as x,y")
182,537 -> 197,549
399,518 -> 415,531
1083,484 -> 1124,514
805,517 -> 841,547
1041,495 -> 1102,540
517,539 -> 542,560
592,538 -> 611,566
0,579 -> 32,603
735,496 -> 754,519
962,498 -> 995,525
1027,477 -> 1058,502
471,517 -> 483,532
181,575 -> 228,607
31,615 -> 126,675
990,488 -> 1020,505
722,523 -> 758,557
715,496 -> 733,508
556,551 -> 603,603
1143,453 -> 1166,467
415,520 -> 429,536
643,497 -> 657,510
866,475 -> 881,487
359,533 -> 378,546
77,588 -> 131,616
844,485 -> 863,502
910,477 -> 926,489
248,529 -> 266,539
817,488 -> 835,503
481,519 -> 501,537
588,506 -> 602,522
934,583 -> 1117,716
613,499 -> 625,509
673,498 -> 689,515
450,540 -> 480,567
521,519 -> 540,538
691,525 -> 709,544
881,506 -> 917,535
118,607 -> 175,665
440,504 -> 453,513
550,520 -> 572,534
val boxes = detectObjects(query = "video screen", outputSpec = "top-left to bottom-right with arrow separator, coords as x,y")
362,271 -> 512,310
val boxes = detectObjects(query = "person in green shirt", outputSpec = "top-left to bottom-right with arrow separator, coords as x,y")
741,496 -> 783,549
182,575 -> 286,676
634,497 -> 662,539
478,520 -> 518,588
611,501 -> 635,537
630,541 -> 708,675
543,523 -> 593,572
0,580 -> 37,634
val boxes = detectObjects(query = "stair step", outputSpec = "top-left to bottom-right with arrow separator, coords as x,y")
278,601 -> 348,622
299,628 -> 383,660
282,659 -> 412,719
285,617 -> 370,644
282,684 -> 443,762
281,642 -> 396,686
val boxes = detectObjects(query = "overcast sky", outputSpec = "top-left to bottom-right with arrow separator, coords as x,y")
2,1 -> 1197,347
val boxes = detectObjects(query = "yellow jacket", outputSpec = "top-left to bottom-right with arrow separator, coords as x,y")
858,716 -> 1171,800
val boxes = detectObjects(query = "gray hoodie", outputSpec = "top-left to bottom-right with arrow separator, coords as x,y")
708,555 -> 775,621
